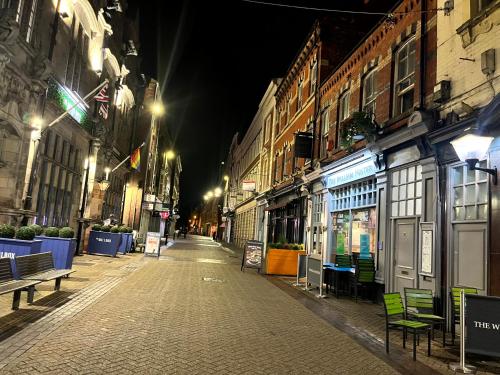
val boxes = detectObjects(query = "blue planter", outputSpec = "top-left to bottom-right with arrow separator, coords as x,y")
118,233 -> 133,254
35,236 -> 76,270
0,238 -> 43,278
87,231 -> 121,257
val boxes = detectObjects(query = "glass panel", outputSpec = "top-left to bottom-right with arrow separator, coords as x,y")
399,185 -> 407,200
392,186 -> 399,201
400,168 -> 407,184
453,166 -> 463,186
391,202 -> 398,217
399,201 -> 406,216
478,204 -> 488,220
465,185 -> 476,205
416,181 -> 422,197
408,166 -> 415,182
416,165 -> 422,180
415,198 -> 422,215
478,183 -> 487,203
466,168 -> 476,183
453,187 -> 463,206
477,161 -> 488,181
407,183 -> 415,199
407,199 -> 414,216
454,206 -> 465,221
392,171 -> 399,186
465,206 -> 476,220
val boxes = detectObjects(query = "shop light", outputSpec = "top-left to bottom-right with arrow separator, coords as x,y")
451,133 -> 497,185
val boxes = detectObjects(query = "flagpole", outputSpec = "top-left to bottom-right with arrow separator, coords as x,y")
111,141 -> 146,173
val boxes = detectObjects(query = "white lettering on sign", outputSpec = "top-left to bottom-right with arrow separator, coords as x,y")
0,252 -> 15,259
474,321 -> 500,330
96,238 -> 112,243
326,159 -> 376,188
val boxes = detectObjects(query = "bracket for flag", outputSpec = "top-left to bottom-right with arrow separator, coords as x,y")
111,141 -> 146,173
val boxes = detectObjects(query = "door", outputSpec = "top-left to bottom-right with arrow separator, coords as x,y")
393,218 -> 418,295
452,223 -> 487,294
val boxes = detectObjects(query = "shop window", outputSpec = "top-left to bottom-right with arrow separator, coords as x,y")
393,37 -> 416,116
451,162 -> 488,221
362,69 -> 377,116
332,208 -> 377,255
331,178 -> 377,211
339,90 -> 350,122
390,165 -> 422,217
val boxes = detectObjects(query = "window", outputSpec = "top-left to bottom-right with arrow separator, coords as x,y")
331,178 -> 377,212
394,38 -> 416,116
471,0 -> 494,16
264,113 -> 271,143
362,69 -> 377,116
297,79 -> 303,111
65,22 -> 87,92
390,165 -> 422,217
23,0 -> 38,43
274,153 -> 280,183
339,91 -> 350,122
320,109 -> 330,158
286,97 -> 291,124
451,162 -> 488,221
313,194 -> 323,223
310,60 -> 318,96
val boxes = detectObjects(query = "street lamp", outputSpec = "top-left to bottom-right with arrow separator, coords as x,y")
451,133 -> 497,185
98,167 -> 111,191
151,102 -> 165,116
165,150 -> 175,160
206,191 -> 214,199
214,187 -> 222,197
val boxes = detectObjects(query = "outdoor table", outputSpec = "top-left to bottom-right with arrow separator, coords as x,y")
323,263 -> 355,298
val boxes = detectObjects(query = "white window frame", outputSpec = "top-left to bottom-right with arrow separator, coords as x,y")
320,109 -> 330,158
297,79 -> 303,110
390,165 -> 422,218
362,69 -> 377,116
339,90 -> 350,122
264,113 -> 271,143
394,37 -> 416,116
310,60 -> 318,96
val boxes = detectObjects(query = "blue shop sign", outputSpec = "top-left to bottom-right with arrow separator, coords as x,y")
326,159 -> 376,188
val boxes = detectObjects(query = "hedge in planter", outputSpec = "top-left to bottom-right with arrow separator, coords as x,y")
117,226 -> 133,254
44,227 -> 60,237
29,224 -> 43,236
0,224 -> 15,239
0,225 -> 42,277
36,227 -> 76,270
88,227 -> 121,257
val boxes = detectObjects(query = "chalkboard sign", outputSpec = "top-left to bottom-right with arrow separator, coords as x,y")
466,294 -> 500,358
144,232 -> 161,257
241,240 -> 263,271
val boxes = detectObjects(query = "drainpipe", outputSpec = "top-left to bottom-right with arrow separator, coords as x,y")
419,0 -> 427,109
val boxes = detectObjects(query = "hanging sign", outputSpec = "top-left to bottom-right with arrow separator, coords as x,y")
466,295 -> 500,358
144,232 -> 161,257
241,240 -> 263,271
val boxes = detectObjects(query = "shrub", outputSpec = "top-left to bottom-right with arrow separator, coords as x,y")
44,227 -> 59,237
119,226 -> 128,233
101,225 -> 111,232
110,226 -> 120,233
282,243 -> 290,249
292,245 -> 300,250
92,224 -> 102,231
29,224 -> 43,236
59,227 -> 75,238
274,243 -> 283,249
127,227 -> 133,233
0,224 -> 15,239
267,243 -> 275,249
15,226 -> 36,240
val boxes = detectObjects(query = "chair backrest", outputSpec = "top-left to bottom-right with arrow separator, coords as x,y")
383,293 -> 405,320
0,258 -> 14,282
16,252 -> 54,277
335,254 -> 352,268
450,286 -> 478,319
404,288 -> 434,315
356,258 -> 375,283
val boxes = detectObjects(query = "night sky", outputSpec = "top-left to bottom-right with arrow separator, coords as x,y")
126,0 -> 396,222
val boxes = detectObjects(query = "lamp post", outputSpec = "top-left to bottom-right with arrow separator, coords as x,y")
164,150 -> 176,239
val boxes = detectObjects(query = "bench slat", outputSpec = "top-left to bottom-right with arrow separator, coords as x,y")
23,269 -> 74,282
0,279 -> 40,295
0,258 -> 14,282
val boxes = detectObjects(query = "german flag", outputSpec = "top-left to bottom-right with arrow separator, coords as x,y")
130,147 -> 141,171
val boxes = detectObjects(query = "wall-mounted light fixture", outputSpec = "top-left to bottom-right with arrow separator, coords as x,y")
451,133 -> 497,185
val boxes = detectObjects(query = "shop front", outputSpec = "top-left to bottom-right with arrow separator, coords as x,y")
266,192 -> 306,246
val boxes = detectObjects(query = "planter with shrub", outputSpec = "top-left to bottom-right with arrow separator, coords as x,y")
118,226 -> 133,254
36,226 -> 76,270
266,242 -> 305,276
0,224 -> 43,277
88,226 -> 121,257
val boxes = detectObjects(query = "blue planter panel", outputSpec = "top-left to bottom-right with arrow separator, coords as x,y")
88,231 -> 121,257
118,233 -> 133,254
36,236 -> 76,270
0,239 -> 43,278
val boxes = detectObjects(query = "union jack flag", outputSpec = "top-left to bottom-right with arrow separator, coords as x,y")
95,83 -> 109,119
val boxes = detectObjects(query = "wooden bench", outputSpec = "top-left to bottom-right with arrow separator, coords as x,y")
16,252 -> 74,302
0,258 -> 41,310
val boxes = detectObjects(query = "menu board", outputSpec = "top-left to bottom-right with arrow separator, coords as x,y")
144,232 -> 161,257
241,240 -> 263,271
420,222 -> 434,276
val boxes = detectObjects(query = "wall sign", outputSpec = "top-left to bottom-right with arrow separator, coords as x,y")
241,240 -> 263,271
466,295 -> 500,358
242,180 -> 256,192
326,159 -> 376,188
47,79 -> 91,129
419,222 -> 434,276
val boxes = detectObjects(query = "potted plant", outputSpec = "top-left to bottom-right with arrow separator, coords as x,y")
266,239 -> 306,276
340,111 -> 379,151
88,223 -> 121,257
0,225 -> 42,277
117,226 -> 133,254
35,226 -> 76,270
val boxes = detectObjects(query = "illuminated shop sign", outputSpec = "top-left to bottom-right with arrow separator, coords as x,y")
326,159 -> 376,188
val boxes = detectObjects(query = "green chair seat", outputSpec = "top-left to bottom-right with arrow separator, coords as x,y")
410,313 -> 445,321
390,319 -> 430,329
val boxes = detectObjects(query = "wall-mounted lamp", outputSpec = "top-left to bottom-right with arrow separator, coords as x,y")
59,11 -> 69,18
451,133 -> 497,185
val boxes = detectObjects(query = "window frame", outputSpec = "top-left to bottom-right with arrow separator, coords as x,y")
362,69 -> 377,116
320,108 -> 330,158
393,37 -> 416,116
297,79 -> 303,111
338,90 -> 350,122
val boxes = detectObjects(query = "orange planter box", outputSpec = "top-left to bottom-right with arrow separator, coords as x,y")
266,249 -> 306,276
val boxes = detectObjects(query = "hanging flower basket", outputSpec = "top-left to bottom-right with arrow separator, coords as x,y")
340,111 -> 379,151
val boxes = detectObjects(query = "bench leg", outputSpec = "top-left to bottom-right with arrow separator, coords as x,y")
413,330 -> 417,361
12,290 -> 21,310
386,326 -> 389,353
403,328 -> 406,349
442,322 -> 446,347
55,278 -> 62,291
27,286 -> 35,304
428,329 -> 432,356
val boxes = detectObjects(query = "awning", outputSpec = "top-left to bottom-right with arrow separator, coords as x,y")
264,197 -> 296,211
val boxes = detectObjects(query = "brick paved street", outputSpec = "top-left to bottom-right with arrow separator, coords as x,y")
0,236 -> 402,374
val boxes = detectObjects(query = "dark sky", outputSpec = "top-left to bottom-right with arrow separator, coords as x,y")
126,0 -> 395,221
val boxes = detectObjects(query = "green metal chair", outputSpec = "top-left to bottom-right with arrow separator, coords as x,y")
350,258 -> 376,302
404,288 -> 446,347
383,292 -> 431,361
450,286 -> 478,346
334,254 -> 352,267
